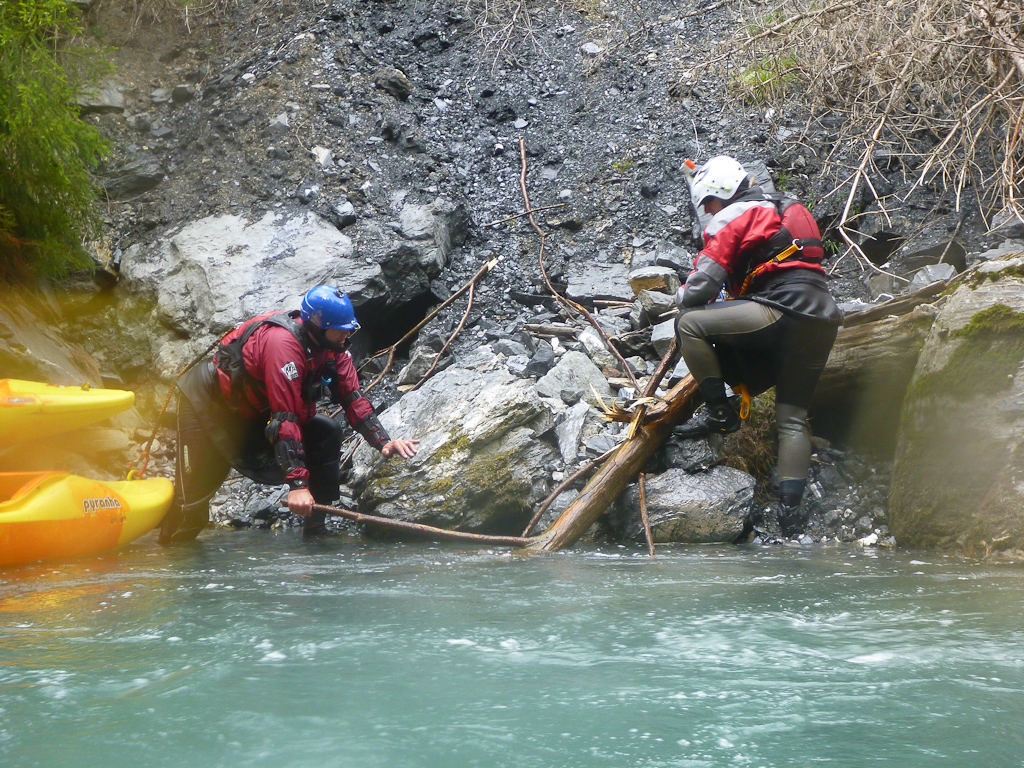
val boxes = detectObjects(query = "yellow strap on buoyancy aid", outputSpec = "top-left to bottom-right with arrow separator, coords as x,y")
736,383 -> 751,421
737,241 -> 801,297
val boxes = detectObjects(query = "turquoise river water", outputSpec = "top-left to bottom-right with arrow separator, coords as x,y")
1,532 -> 1023,768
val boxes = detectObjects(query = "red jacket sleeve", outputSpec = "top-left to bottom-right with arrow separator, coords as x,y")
330,351 -> 375,426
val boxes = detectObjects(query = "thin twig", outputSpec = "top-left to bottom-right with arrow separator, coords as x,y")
358,258 -> 497,394
638,471 -> 656,558
411,281 -> 476,391
517,138 -> 643,393
482,203 -> 566,228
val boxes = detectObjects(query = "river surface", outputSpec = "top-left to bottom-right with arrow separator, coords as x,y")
1,533 -> 1023,768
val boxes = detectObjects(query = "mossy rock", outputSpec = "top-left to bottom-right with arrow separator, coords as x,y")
890,258 -> 1024,557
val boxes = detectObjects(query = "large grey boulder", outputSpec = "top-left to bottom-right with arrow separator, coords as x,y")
613,466 -> 754,543
351,366 -> 559,533
120,210 -> 383,371
77,78 -> 125,114
396,197 -> 470,272
565,260 -> 632,302
536,350 -> 613,406
100,152 -> 165,199
889,252 -> 1024,556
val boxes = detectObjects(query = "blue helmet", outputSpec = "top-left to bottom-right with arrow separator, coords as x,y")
300,286 -> 360,331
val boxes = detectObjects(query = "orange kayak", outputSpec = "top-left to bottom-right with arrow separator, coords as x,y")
0,471 -> 173,567
0,379 -> 135,445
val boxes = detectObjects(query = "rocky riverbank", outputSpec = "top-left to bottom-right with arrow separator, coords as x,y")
3,0 -> 1023,555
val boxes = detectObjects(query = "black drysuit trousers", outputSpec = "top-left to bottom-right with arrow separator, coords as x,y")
158,392 -> 343,545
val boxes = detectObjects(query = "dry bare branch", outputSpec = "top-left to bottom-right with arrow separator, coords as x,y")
727,0 -> 1024,232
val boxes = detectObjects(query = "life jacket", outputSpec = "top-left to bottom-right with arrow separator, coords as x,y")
215,311 -> 322,413
738,191 -> 824,296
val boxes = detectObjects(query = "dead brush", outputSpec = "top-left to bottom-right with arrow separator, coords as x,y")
721,0 -> 1023,264
462,0 -> 546,71
118,0 -> 238,38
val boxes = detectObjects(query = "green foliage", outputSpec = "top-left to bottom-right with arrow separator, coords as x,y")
612,157 -> 634,174
734,54 -> 799,104
0,0 -> 109,281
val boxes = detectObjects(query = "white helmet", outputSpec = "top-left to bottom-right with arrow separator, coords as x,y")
689,156 -> 750,207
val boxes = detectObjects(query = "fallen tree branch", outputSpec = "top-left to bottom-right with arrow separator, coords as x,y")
529,374 -> 700,552
311,502 -> 530,547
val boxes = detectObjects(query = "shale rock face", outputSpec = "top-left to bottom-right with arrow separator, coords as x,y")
0,289 -> 103,385
351,362 -> 559,534
889,252 -> 1024,556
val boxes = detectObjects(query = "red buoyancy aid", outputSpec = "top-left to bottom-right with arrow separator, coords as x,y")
738,191 -> 824,296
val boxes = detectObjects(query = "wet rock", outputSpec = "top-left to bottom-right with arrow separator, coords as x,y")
77,79 -> 125,114
636,289 -> 676,325
99,152 -> 165,199
120,210 -> 379,370
908,262 -> 957,291
352,365 -> 559,533
663,434 -> 724,474
890,251 -> 1024,555
614,466 -> 754,543
268,113 -> 290,135
628,266 -> 680,297
0,291 -> 104,385
578,327 -> 617,369
373,67 -> 413,101
171,85 -> 196,104
536,350 -> 613,406
525,344 -> 556,377
555,401 -> 592,462
565,261 -> 632,303
650,318 -> 676,357
396,197 -> 471,274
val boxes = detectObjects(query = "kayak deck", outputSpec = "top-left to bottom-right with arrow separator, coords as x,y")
0,379 -> 135,444
0,472 -> 173,567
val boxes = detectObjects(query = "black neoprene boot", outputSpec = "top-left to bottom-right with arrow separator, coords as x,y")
777,479 -> 808,536
302,457 -> 341,537
674,378 -> 741,439
302,509 -> 328,537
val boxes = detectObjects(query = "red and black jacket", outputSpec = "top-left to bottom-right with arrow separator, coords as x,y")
679,188 -> 841,324
213,311 -> 388,488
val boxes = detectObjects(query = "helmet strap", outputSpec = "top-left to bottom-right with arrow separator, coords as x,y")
305,322 -> 348,354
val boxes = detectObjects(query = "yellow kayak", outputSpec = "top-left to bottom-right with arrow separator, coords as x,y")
0,379 -> 135,444
0,471 -> 173,567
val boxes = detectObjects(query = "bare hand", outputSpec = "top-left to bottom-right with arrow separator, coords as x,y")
287,487 -> 315,517
382,439 -> 419,459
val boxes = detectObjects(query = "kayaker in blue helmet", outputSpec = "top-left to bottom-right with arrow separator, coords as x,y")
159,285 -> 419,544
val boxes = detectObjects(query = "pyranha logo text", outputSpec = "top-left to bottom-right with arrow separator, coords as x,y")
83,496 -> 123,514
